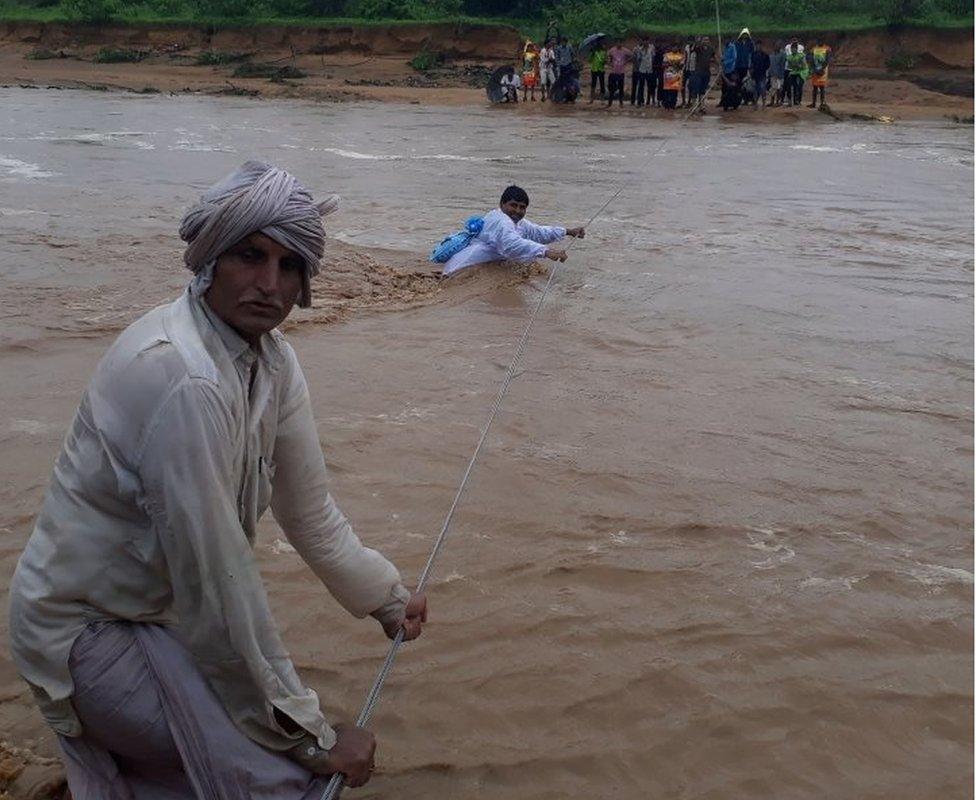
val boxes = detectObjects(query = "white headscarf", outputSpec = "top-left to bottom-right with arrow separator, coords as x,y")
179,160 -> 339,308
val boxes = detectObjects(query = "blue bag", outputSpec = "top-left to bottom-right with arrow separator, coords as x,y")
429,216 -> 484,263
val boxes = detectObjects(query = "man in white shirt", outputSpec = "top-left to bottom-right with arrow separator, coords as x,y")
9,161 -> 427,797
441,185 -> 585,278
500,69 -> 521,102
539,40 -> 557,101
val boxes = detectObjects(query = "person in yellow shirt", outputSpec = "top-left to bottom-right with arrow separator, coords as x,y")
808,39 -> 831,108
522,40 -> 540,101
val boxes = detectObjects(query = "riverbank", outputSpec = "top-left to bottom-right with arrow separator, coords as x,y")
0,20 -> 972,119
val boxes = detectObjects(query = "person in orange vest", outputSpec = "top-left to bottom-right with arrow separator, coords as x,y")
660,41 -> 685,110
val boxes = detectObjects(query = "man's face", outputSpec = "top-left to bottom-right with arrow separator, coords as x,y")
501,199 -> 528,223
205,232 -> 304,344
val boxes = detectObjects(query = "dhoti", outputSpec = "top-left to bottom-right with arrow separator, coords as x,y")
59,621 -> 329,800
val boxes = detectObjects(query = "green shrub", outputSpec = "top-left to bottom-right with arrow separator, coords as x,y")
93,47 -> 147,62
134,0 -> 192,15
405,0 -> 462,18
194,0 -> 261,17
195,50 -> 250,64
26,47 -> 60,59
408,49 -> 443,70
61,0 -> 118,21
232,61 -> 307,78
869,0 -> 933,24
885,50 -> 915,70
344,0 -> 410,18
548,0 -> 633,39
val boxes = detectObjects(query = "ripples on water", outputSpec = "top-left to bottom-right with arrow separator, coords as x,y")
0,89 -> 972,798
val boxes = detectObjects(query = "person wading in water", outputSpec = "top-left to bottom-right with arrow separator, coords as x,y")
441,185 -> 585,277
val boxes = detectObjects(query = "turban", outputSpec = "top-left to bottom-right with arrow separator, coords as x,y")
179,161 -> 339,308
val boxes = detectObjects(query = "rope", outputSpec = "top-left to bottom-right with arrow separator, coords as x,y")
321,24 -> 726,800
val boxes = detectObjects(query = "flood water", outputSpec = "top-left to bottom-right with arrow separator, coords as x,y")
0,88 -> 973,798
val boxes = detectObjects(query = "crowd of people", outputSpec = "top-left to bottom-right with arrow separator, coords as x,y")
498,28 -> 833,112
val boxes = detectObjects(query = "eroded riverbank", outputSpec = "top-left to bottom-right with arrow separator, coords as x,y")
0,20 -> 972,118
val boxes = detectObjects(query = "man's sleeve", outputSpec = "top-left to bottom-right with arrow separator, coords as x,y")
519,218 -> 567,245
270,358 -> 409,621
139,377 -> 335,751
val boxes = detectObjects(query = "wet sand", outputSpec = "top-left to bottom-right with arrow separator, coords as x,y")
0,91 -> 972,798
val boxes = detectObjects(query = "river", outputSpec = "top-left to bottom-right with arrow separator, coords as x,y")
0,88 -> 972,798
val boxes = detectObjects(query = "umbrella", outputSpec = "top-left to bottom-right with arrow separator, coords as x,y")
550,65 -> 581,104
578,33 -> 607,58
486,65 -> 515,103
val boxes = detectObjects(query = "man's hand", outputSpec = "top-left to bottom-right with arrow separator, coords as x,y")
566,227 -> 586,239
288,724 -> 376,787
545,248 -> 569,262
401,591 -> 427,640
379,591 -> 428,641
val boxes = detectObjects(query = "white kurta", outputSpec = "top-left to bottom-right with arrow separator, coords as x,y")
442,208 -> 566,277
9,290 -> 408,751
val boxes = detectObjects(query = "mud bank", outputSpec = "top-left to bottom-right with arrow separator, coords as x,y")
1,19 -> 972,68
0,20 -> 972,118
0,19 -> 522,59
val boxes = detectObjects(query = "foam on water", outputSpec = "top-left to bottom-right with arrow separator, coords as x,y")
31,131 -> 155,148
0,156 -> 55,179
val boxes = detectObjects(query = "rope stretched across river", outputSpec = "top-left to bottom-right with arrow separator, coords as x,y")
321,16 -> 725,800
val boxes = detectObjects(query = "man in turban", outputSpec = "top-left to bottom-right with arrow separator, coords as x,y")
8,161 -> 427,797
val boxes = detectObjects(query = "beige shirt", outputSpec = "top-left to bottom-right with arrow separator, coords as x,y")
9,291 -> 408,750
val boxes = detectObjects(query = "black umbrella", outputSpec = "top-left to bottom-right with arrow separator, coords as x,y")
578,33 -> 607,58
550,65 -> 581,103
486,64 -> 515,104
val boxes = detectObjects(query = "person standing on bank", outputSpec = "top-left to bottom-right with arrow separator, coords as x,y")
784,38 -> 809,107
681,35 -> 696,107
635,36 -> 656,107
768,40 -> 786,106
606,39 -> 633,108
539,39 -> 557,101
734,28 -> 755,82
690,36 -> 714,110
588,41 -> 607,102
808,38 -> 831,108
9,161 -> 428,797
750,38 -> 771,107
555,36 -> 575,79
630,37 -> 654,106
651,39 -> 665,107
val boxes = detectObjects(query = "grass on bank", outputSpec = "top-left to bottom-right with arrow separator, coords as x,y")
0,2 -> 970,41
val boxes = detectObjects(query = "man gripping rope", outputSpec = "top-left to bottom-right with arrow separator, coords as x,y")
9,160 -> 427,798
441,185 -> 585,278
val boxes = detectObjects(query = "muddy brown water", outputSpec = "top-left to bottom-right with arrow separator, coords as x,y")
0,89 -> 973,798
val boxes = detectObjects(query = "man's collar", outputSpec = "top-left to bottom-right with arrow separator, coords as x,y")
193,293 -> 284,368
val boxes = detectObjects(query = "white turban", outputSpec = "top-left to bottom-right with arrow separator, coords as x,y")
179,160 -> 339,308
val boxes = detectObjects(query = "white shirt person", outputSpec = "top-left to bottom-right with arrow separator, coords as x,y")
442,185 -> 585,277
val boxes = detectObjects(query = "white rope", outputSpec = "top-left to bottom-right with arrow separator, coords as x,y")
321,23 -> 726,800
